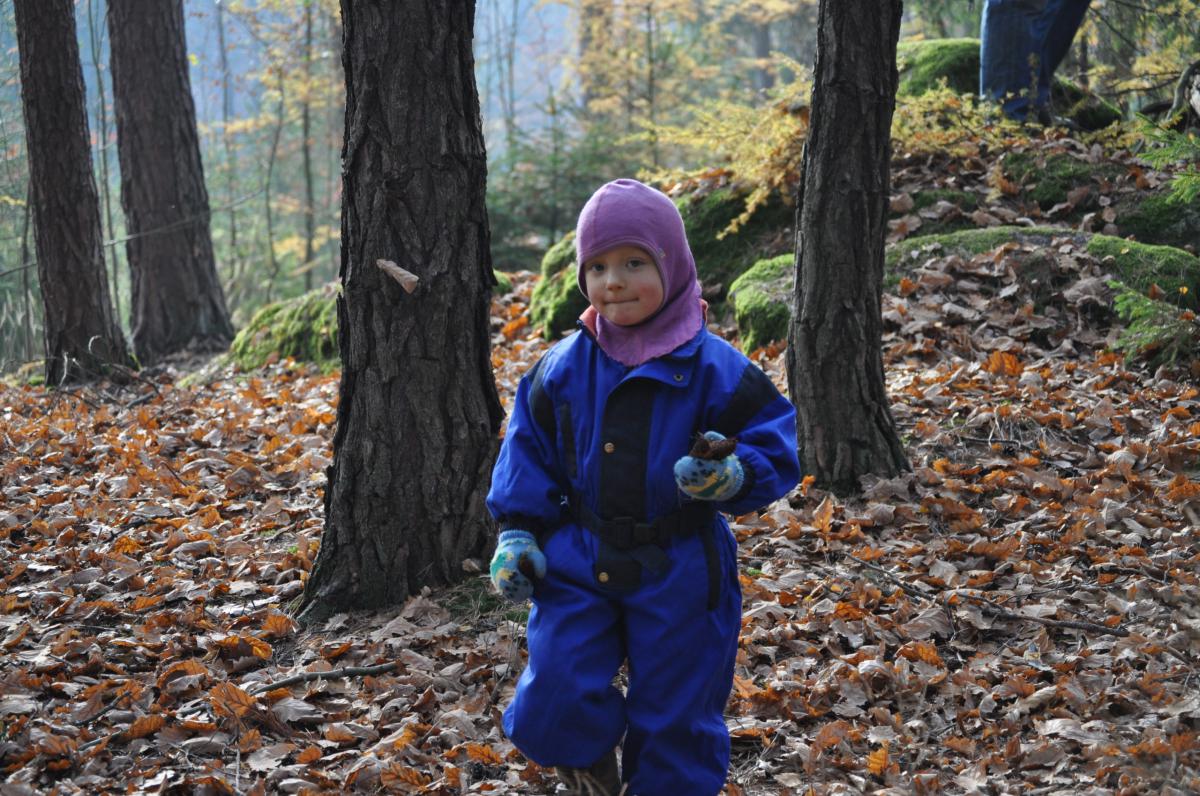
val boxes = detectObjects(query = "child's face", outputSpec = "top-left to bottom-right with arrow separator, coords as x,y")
583,244 -> 664,326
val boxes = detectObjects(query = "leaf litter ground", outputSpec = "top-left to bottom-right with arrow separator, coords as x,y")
3,194 -> 1200,796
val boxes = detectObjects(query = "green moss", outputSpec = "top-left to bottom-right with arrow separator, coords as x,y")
1086,235 -> 1200,308
897,38 -> 980,97
910,189 -> 979,213
539,231 -> 577,278
494,271 -> 513,295
228,286 -> 340,371
886,225 -> 1067,278
728,254 -> 793,353
1117,192 -> 1200,252
1050,78 -> 1122,130
1001,152 -> 1120,210
679,187 -> 795,290
529,267 -> 588,340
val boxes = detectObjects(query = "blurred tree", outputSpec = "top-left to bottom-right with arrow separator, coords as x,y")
786,0 -> 909,494
13,0 -> 132,384
108,0 -> 233,364
299,0 -> 502,620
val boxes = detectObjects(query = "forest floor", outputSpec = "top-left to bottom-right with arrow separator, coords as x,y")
3,134 -> 1200,795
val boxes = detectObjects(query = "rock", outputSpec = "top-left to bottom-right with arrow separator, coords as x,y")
896,38 -> 1121,131
728,254 -> 793,353
229,284 -> 340,372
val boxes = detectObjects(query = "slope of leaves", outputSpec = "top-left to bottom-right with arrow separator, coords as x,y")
3,252 -> 1200,795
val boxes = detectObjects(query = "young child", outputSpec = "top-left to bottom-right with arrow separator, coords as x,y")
488,178 -> 800,796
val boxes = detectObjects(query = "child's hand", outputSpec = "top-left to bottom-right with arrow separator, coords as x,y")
490,530 -> 547,603
674,431 -> 744,501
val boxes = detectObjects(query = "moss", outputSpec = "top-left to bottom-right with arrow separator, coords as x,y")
494,271 -> 513,295
1117,192 -> 1200,252
529,266 -> 588,340
1001,152 -> 1123,210
1086,235 -> 1200,308
886,225 -> 1068,277
895,38 -> 1121,131
728,254 -> 793,353
539,230 -> 577,278
679,187 -> 795,290
229,286 -> 340,372
897,38 -> 980,97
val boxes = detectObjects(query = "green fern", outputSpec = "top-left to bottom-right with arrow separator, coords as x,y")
1111,281 -> 1199,367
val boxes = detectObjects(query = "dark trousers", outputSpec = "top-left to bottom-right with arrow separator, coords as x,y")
980,0 -> 1092,120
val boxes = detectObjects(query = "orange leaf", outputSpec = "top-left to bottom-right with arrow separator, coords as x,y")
261,613 -> 297,639
210,681 -> 257,719
983,350 -> 1023,377
127,714 -> 165,740
502,316 -> 529,341
866,744 -> 889,777
131,594 -> 163,612
297,745 -> 322,764
898,641 -> 945,668
382,765 -> 432,788
465,743 -> 504,765
112,536 -> 142,555
812,496 -> 836,532
320,641 -> 352,660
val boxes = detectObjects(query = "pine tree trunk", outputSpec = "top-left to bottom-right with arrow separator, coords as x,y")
298,0 -> 502,622
107,0 -> 233,365
785,0 -> 909,496
13,0 -> 133,385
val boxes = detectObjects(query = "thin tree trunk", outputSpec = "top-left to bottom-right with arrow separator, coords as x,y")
14,0 -> 133,384
217,0 -> 241,299
753,21 -> 774,93
262,71 -> 285,304
785,0 -> 909,496
302,2 -> 317,293
19,182 -> 34,364
87,0 -> 120,322
299,0 -> 502,622
108,0 -> 234,365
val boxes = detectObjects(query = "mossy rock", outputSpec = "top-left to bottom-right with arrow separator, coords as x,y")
1001,152 -> 1123,211
897,38 -> 980,97
229,286 -> 340,371
892,189 -> 982,236
728,254 -> 793,353
494,271 -> 513,295
527,188 -> 794,339
896,38 -> 1121,131
888,225 -> 1200,308
529,231 -> 588,339
1115,191 -> 1200,254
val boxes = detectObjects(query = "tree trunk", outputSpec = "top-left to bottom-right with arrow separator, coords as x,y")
298,0 -> 503,622
302,2 -> 316,293
13,0 -> 133,385
785,0 -> 909,496
107,0 -> 234,365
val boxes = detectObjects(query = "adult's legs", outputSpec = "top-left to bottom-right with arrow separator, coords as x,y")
980,0 -> 1050,120
503,527 -> 627,769
620,527 -> 742,796
1034,0 -> 1092,107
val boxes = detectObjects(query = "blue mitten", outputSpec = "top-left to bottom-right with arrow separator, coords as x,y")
489,530 -> 547,603
674,431 -> 744,501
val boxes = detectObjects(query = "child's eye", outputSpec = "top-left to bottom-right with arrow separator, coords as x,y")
627,258 -> 647,269
588,262 -> 605,273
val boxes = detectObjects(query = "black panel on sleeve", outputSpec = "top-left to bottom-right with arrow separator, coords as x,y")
713,362 -> 777,437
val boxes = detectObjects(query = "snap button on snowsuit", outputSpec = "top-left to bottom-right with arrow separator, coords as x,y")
597,571 -> 610,583
603,442 -> 615,453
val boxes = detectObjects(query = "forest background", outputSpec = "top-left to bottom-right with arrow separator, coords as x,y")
0,0 -> 1196,374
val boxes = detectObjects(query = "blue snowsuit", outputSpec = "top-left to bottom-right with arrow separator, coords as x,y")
487,323 -> 800,795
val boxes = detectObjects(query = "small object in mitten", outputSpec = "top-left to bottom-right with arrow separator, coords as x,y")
517,556 -> 537,579
689,433 -> 738,460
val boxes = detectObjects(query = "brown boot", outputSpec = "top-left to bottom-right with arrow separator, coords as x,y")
554,748 -> 621,795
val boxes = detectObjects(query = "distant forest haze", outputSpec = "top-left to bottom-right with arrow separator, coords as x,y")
0,0 -> 1196,374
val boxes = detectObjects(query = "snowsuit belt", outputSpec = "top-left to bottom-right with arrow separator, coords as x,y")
567,493 -> 715,550
567,494 -> 722,610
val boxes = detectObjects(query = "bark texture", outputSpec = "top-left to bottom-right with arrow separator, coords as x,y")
14,0 -> 133,384
108,0 -> 233,365
785,0 -> 909,495
299,0 -> 502,620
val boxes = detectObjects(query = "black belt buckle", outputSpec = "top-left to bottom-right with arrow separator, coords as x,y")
608,516 -> 658,549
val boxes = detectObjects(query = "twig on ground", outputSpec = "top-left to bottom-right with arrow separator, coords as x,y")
249,661 -> 398,695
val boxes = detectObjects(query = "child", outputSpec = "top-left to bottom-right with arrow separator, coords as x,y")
488,178 -> 800,796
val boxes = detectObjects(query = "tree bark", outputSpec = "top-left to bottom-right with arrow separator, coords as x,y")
299,0 -> 502,622
785,0 -> 909,496
107,0 -> 233,365
13,0 -> 133,385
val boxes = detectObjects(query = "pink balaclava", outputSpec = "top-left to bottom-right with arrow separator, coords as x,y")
575,179 -> 705,367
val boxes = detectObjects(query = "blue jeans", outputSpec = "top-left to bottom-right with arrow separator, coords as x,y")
980,0 -> 1091,120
